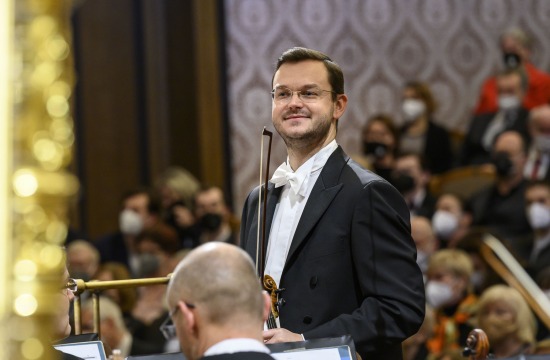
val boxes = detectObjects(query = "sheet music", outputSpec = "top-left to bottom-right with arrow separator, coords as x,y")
271,347 -> 343,360
54,340 -> 107,360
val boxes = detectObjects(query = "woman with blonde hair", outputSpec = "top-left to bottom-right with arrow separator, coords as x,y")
477,285 -> 536,358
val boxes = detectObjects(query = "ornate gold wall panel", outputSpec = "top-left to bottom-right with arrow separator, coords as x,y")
1,0 -> 78,358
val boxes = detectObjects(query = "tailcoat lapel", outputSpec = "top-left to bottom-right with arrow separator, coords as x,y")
284,147 -> 348,268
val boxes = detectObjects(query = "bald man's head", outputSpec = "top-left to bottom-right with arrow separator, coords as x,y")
167,243 -> 264,326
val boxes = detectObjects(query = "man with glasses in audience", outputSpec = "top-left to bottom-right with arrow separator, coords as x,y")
162,242 -> 275,360
240,47 -> 425,359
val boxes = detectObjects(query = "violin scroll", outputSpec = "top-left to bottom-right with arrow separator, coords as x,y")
462,329 -> 490,360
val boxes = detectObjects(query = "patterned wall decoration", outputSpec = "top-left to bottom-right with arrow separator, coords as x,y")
224,0 -> 550,211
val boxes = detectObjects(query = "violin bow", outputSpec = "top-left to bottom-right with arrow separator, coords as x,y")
256,127 -> 273,280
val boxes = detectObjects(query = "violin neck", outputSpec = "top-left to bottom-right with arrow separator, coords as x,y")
266,309 -> 278,329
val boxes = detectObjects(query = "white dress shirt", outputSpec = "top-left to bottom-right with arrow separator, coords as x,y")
204,338 -> 270,356
264,140 -> 338,288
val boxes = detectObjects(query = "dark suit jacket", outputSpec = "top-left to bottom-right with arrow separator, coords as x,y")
240,147 -> 425,360
460,108 -> 530,166
424,120 -> 454,174
95,232 -> 130,268
200,352 -> 275,360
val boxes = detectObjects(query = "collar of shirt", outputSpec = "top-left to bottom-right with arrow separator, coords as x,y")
203,338 -> 270,356
270,140 -> 338,198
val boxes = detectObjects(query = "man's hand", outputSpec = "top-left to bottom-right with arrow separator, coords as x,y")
263,328 -> 303,344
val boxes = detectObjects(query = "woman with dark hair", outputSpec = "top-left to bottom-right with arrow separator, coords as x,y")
356,113 -> 400,181
400,81 -> 454,174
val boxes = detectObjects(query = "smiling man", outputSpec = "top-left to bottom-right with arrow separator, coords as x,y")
240,47 -> 425,359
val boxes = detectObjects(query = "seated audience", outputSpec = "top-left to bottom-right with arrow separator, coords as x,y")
425,249 -> 477,357
411,216 -> 439,278
454,230 -> 503,296
461,69 -> 530,166
432,193 -> 472,248
477,285 -> 537,358
525,180 -> 550,280
393,153 -> 437,218
164,242 -> 274,360
95,188 -> 162,276
81,297 -> 161,357
469,131 -> 531,254
355,113 -> 399,181
474,27 -> 550,115
194,186 -> 238,246
524,105 -> 550,180
155,166 -> 201,249
400,81 -> 454,174
93,262 -> 137,318
67,240 -> 100,281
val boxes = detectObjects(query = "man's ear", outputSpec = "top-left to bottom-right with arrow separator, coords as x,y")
179,301 -> 196,334
262,291 -> 271,322
332,94 -> 348,120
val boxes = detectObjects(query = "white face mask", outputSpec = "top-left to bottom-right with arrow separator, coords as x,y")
432,210 -> 459,240
119,209 -> 144,236
527,203 -> 550,230
535,135 -> 550,153
402,99 -> 426,122
498,95 -> 520,110
425,281 -> 454,309
416,250 -> 429,273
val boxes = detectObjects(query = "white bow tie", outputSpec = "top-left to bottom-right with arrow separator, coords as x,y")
270,162 -> 308,197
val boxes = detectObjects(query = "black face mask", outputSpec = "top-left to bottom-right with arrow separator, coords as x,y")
363,141 -> 389,159
135,253 -> 160,278
390,173 -> 416,195
492,152 -> 514,177
503,51 -> 521,69
199,213 -> 223,232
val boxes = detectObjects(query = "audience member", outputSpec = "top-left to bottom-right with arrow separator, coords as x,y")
155,166 -> 201,248
411,216 -> 439,278
67,240 -> 100,281
194,186 -> 238,246
525,105 -> 550,180
461,69 -> 530,166
94,262 -> 137,317
400,81 -> 454,174
477,285 -> 536,358
53,264 -> 83,360
469,131 -> 531,254
81,297 -> 161,357
164,242 -> 274,360
454,230 -> 503,296
95,188 -> 162,276
432,193 -> 472,248
392,153 -> 437,218
355,113 -> 399,181
130,224 -> 180,350
425,249 -> 477,357
524,180 -> 550,279
474,27 -> 550,114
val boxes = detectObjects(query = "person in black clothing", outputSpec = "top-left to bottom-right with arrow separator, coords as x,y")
469,131 -> 531,259
164,243 -> 274,360
399,81 -> 454,174
461,69 -> 531,166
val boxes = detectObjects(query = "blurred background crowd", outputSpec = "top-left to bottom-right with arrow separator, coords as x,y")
64,27 -> 550,359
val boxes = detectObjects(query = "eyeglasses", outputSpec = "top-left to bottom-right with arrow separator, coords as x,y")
271,86 -> 335,104
159,302 -> 195,340
61,278 -> 77,296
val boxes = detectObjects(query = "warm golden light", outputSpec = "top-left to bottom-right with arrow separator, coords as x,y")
14,260 -> 38,282
21,338 -> 43,359
13,170 -> 39,197
14,294 -> 38,317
